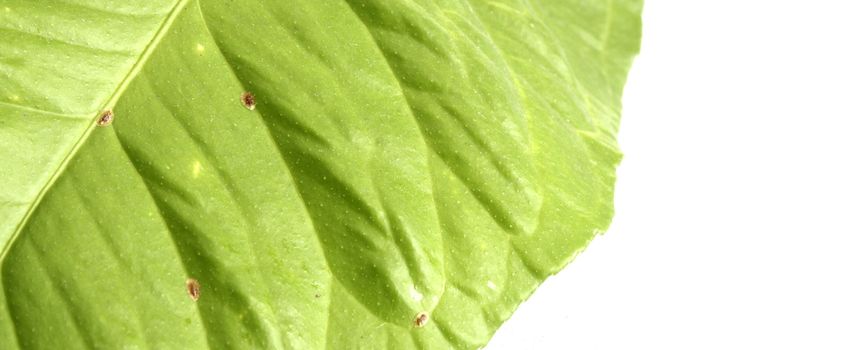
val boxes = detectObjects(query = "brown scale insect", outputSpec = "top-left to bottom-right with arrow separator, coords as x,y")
96,110 -> 114,126
186,278 -> 201,301
240,91 -> 256,110
413,312 -> 429,328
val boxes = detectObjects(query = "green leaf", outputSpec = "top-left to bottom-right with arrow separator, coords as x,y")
0,0 -> 641,348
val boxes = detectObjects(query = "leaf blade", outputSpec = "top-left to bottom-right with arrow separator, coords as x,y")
0,0 -> 642,348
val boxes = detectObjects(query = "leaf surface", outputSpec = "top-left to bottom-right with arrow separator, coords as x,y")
0,0 -> 641,348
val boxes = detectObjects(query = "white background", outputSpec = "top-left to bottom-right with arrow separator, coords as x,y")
489,1 -> 856,349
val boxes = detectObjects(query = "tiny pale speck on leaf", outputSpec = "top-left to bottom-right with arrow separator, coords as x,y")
186,278 -> 200,301
96,110 -> 114,126
192,160 -> 202,178
195,43 -> 205,54
241,92 -> 256,110
413,312 -> 429,328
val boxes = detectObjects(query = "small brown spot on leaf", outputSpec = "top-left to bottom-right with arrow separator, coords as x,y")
97,110 -> 114,126
186,278 -> 200,301
240,92 -> 256,110
413,312 -> 429,328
